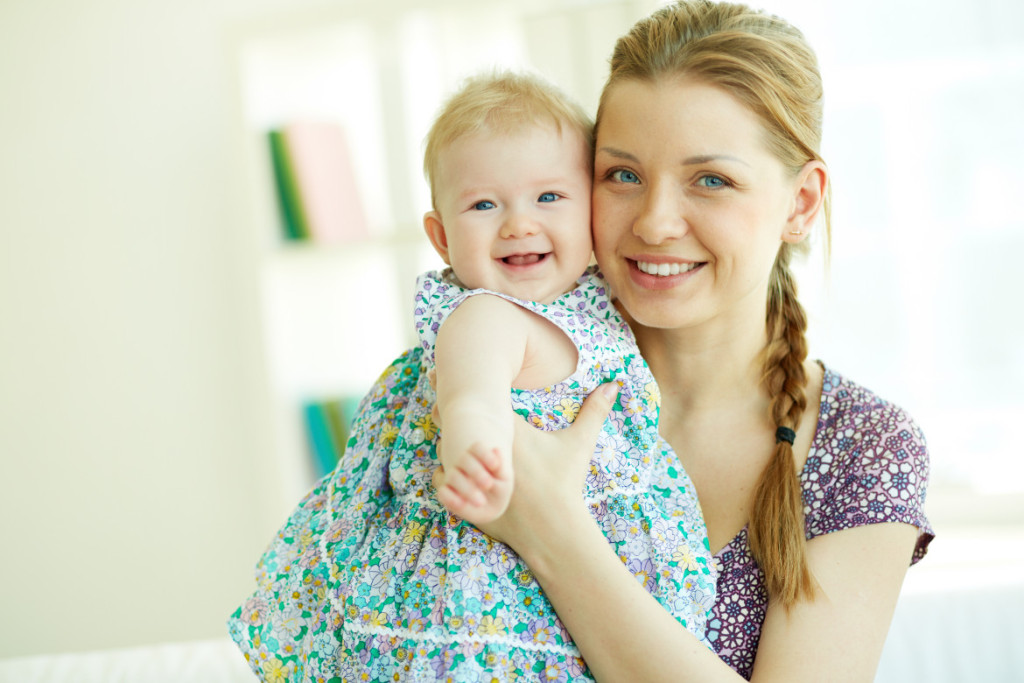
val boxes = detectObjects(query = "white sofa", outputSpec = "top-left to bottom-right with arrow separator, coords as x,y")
3,530 -> 1021,682
0,638 -> 253,683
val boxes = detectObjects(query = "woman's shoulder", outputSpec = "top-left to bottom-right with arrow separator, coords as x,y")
805,364 -> 934,560
814,365 -> 926,448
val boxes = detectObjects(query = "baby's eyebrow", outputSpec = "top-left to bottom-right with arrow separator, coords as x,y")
455,188 -> 489,201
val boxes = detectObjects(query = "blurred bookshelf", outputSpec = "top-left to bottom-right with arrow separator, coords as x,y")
227,0 -> 657,501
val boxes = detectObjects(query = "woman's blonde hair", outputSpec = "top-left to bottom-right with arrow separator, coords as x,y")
598,0 -> 831,607
423,70 -> 594,208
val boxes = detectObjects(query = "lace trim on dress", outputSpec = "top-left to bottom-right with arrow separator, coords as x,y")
339,619 -> 582,657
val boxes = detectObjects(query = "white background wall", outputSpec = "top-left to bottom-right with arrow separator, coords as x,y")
0,0 -> 304,658
2,0 -> 1022,662
0,0 -> 653,659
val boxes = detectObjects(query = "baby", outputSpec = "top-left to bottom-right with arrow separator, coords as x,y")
229,71 -> 716,682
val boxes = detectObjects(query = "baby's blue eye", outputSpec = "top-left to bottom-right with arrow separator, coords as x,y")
473,200 -> 496,210
698,175 -> 726,188
538,192 -> 558,203
612,169 -> 640,184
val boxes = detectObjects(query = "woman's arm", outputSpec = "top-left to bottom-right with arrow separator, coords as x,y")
475,388 -> 742,681
752,522 -> 918,681
513,480 -> 739,682
474,390 -> 920,682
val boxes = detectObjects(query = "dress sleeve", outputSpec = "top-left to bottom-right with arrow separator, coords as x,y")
803,382 -> 935,564
413,269 -> 466,366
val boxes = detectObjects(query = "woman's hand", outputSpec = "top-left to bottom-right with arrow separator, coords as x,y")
431,382 -> 619,551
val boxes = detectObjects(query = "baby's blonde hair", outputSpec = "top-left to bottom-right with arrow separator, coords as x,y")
423,70 -> 594,209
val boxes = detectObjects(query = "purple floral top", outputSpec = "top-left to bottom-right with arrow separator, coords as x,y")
706,365 -> 934,678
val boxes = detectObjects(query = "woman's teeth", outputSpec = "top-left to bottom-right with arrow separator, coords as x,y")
636,261 -> 699,276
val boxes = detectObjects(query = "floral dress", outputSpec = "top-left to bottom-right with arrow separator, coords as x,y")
228,267 -> 716,682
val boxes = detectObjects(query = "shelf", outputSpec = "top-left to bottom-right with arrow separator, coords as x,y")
231,0 -> 657,494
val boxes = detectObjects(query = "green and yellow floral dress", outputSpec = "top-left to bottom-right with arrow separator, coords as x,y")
228,267 -> 716,682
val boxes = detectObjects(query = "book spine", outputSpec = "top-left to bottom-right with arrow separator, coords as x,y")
281,121 -> 368,244
303,401 -> 339,477
323,399 -> 350,461
267,129 -> 310,241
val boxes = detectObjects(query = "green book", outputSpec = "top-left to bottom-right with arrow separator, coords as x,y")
267,129 -> 310,241
303,401 -> 339,477
323,399 -> 350,460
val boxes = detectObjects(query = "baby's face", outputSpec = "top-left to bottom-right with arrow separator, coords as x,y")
426,123 -> 593,304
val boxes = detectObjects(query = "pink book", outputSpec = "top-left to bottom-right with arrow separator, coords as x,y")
282,121 -> 369,244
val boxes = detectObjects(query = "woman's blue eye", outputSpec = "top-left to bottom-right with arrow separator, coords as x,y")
473,200 -> 496,210
538,192 -> 558,203
612,169 -> 640,184
698,175 -> 726,188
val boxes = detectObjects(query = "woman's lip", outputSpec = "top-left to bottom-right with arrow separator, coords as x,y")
627,258 -> 704,289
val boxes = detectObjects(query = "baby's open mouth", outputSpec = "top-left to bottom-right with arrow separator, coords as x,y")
502,253 -> 548,266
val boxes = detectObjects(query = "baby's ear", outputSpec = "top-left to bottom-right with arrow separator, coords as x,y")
423,211 -> 452,264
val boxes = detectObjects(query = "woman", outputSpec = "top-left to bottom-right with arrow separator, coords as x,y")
443,1 -> 933,680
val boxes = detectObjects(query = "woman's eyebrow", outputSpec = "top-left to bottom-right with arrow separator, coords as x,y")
682,154 -> 749,166
679,154 -> 753,167
597,147 -> 749,167
596,146 -> 639,162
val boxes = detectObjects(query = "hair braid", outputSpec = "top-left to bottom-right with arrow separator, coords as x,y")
750,250 -> 814,607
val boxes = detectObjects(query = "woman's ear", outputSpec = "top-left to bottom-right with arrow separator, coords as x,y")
782,160 -> 827,243
423,210 -> 452,264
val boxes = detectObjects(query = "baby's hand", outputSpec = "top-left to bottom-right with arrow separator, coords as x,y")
435,443 -> 513,525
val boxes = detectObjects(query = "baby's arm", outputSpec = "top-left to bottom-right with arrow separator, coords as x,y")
432,295 -> 523,523
432,293 -> 577,524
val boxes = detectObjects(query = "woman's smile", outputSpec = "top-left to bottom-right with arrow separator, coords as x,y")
630,258 -> 706,290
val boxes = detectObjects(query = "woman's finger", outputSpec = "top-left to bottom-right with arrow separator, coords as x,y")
572,382 -> 619,446
505,381 -> 620,501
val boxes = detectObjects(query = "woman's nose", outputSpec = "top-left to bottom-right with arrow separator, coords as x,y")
499,210 -> 539,239
632,183 -> 687,244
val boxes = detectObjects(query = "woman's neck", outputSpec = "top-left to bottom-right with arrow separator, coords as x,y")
630,315 -> 769,415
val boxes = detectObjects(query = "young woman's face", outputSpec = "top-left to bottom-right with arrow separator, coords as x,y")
593,77 -> 802,332
425,124 -> 593,304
